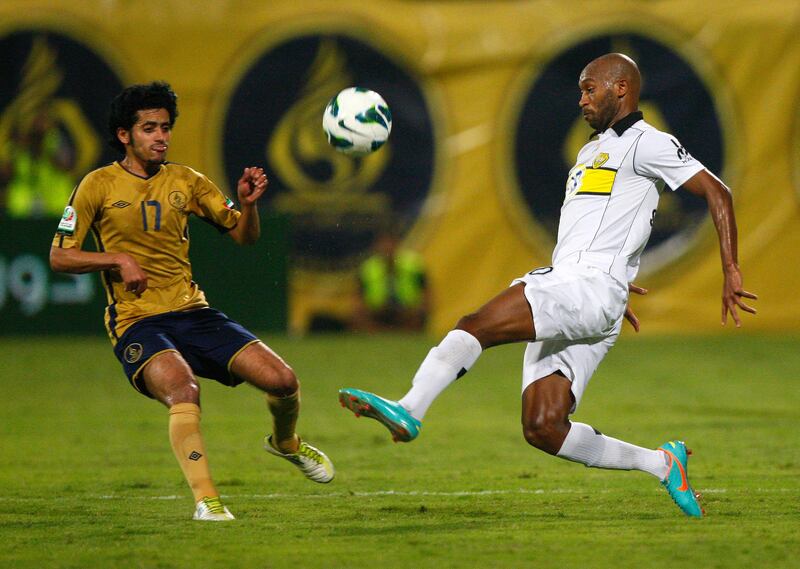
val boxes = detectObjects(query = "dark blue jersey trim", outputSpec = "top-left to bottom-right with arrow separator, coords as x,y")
197,214 -> 233,234
107,302 -> 120,341
90,224 -> 119,339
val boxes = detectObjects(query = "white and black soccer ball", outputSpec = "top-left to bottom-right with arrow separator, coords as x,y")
322,87 -> 392,156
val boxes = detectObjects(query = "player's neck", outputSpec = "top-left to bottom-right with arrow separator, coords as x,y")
607,106 -> 638,131
120,154 -> 161,178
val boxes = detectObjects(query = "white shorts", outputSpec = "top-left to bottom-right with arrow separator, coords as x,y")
511,264 -> 627,412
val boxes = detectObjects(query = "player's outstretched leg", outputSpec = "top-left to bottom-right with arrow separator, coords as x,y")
658,440 -> 704,517
338,388 -> 422,442
338,329 -> 482,442
264,435 -> 335,483
193,496 -> 235,521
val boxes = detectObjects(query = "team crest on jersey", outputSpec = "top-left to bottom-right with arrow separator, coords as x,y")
57,205 -> 77,234
169,190 -> 187,210
593,153 -> 610,169
124,343 -> 144,363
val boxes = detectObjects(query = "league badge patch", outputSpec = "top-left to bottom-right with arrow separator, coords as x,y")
57,206 -> 77,235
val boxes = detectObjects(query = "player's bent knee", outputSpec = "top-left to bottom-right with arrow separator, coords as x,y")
521,412 -> 568,454
264,365 -> 298,396
522,424 -> 557,454
154,377 -> 200,407
142,354 -> 200,406
171,380 -> 200,404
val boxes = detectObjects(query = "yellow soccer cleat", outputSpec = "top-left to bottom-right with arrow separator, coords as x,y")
264,435 -> 335,483
193,496 -> 235,521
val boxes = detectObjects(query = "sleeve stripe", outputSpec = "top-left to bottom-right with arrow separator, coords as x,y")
67,184 -> 79,206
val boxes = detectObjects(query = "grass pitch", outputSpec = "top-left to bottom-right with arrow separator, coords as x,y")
0,332 -> 798,568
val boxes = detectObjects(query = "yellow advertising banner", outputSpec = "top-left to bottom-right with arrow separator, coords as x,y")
1,1 -> 798,334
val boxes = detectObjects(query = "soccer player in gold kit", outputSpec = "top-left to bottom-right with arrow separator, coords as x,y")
50,81 -> 334,521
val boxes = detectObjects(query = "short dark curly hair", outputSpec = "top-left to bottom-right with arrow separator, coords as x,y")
107,81 -> 178,154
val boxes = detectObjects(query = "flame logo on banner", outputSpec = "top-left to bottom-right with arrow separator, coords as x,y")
0,36 -> 99,178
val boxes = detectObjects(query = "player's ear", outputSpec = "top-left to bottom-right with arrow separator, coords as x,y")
117,127 -> 130,146
616,79 -> 629,98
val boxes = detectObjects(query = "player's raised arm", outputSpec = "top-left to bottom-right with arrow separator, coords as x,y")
680,169 -> 757,326
228,166 -> 268,245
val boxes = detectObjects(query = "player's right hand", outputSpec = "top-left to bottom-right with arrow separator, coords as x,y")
116,253 -> 148,297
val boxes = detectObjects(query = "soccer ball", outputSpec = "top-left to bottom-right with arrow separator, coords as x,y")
322,87 -> 392,156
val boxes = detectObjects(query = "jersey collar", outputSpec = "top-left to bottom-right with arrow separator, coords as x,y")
115,160 -> 166,180
591,110 -> 644,139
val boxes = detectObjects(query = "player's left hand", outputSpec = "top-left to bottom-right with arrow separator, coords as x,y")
236,167 -> 268,205
624,283 -> 648,333
722,265 -> 757,327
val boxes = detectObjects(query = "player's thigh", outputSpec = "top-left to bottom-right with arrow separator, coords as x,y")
230,341 -> 298,396
141,351 -> 200,407
457,283 -> 535,347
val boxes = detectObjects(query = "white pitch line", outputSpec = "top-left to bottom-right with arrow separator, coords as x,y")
4,487 -> 798,503
92,487 -> 735,501
96,489 -> 597,501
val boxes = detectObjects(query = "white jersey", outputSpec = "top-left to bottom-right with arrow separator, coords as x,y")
552,112 -> 705,284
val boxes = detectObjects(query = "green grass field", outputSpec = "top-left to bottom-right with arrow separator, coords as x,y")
1,332 -> 798,568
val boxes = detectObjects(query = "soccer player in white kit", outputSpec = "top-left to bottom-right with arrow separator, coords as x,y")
339,53 -> 757,517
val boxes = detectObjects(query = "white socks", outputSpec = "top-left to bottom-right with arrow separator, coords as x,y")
557,422 -> 669,480
399,329 -> 483,420
397,331 -> 669,481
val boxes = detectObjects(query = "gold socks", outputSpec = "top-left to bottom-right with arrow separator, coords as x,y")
267,391 -> 300,453
168,402 -> 218,502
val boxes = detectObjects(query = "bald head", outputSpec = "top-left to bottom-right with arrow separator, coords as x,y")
578,53 -> 641,131
583,53 -> 641,99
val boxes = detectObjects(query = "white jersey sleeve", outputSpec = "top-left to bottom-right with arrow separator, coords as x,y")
633,130 -> 705,191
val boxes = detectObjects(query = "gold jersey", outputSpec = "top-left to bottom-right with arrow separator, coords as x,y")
52,161 -> 241,344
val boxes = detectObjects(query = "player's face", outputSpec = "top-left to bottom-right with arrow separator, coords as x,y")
122,108 -> 172,166
578,74 -> 618,132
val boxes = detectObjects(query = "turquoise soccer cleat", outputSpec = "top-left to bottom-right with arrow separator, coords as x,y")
338,388 -> 421,442
659,440 -> 703,518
